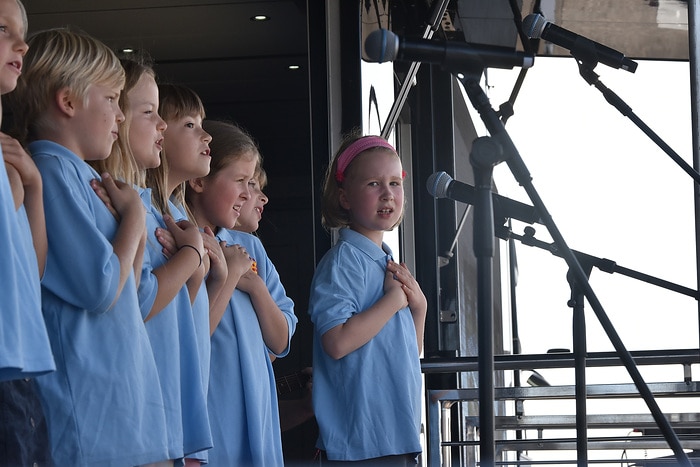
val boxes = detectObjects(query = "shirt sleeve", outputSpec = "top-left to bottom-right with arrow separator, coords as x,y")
36,153 -> 120,313
308,246 -> 368,337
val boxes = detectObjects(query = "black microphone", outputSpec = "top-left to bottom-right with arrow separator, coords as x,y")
522,13 -> 637,73
426,171 -> 542,225
364,29 -> 535,71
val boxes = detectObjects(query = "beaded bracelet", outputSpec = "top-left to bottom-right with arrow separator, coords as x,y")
180,244 -> 202,267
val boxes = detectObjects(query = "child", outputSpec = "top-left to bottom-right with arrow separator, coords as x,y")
308,133 -> 427,464
234,165 -> 268,234
9,27 -> 170,466
185,119 -> 297,466
144,82 -> 219,464
0,1 -> 55,464
231,165 -> 315,432
90,62 -> 213,464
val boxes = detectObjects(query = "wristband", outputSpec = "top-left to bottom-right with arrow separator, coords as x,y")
180,244 -> 202,268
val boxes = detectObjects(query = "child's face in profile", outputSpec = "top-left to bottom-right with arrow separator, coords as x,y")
194,155 -> 257,231
72,83 -> 125,161
127,72 -> 166,170
0,0 -> 27,96
234,177 -> 267,234
162,113 -> 212,186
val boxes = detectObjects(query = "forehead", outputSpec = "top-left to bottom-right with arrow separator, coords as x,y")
171,112 -> 203,122
218,156 -> 257,176
352,148 -> 402,174
129,74 -> 158,99
131,72 -> 157,92
0,0 -> 25,34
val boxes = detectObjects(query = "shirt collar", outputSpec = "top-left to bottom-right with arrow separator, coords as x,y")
338,227 -> 393,261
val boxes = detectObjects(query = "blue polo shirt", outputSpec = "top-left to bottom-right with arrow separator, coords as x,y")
138,197 -> 212,459
29,140 -> 170,467
0,150 -> 54,380
207,229 -> 297,466
308,228 -> 422,461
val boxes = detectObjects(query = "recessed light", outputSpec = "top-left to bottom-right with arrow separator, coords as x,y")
251,15 -> 270,21
120,47 -> 135,54
288,65 -> 300,70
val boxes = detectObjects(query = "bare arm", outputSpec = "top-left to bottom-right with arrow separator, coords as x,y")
321,268 -> 408,360
207,243 -> 253,334
146,215 -> 204,321
100,173 -> 146,306
236,269 -> 290,355
91,178 -> 146,284
133,226 -> 147,288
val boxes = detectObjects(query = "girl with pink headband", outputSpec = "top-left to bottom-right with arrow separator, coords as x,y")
309,132 -> 427,464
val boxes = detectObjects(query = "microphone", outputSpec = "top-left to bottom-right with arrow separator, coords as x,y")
427,171 -> 542,225
522,13 -> 637,73
364,29 -> 535,71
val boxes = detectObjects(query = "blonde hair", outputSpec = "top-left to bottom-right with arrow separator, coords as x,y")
90,55 -> 156,186
10,27 -> 125,144
16,0 -> 27,36
321,130 -> 403,229
146,83 -> 206,217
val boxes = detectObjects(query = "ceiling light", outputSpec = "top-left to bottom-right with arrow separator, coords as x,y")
251,15 -> 270,21
120,47 -> 135,54
288,65 -> 300,70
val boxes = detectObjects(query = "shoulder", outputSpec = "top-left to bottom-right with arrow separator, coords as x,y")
29,141 -> 93,183
222,229 -> 262,249
313,241 -> 366,282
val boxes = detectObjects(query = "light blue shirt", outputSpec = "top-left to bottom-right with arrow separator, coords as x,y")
138,196 -> 212,459
0,150 -> 54,381
170,201 -> 212,463
207,229 -> 297,467
308,228 -> 422,461
29,140 -> 170,467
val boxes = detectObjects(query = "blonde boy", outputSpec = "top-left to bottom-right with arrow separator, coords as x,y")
9,28 -> 170,466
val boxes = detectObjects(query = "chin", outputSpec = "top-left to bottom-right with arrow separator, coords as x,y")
221,216 -> 238,230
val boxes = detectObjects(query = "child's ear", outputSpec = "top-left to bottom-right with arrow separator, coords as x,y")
188,177 -> 205,193
339,187 -> 351,210
55,87 -> 76,117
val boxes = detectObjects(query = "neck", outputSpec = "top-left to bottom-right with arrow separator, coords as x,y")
191,205 -> 216,234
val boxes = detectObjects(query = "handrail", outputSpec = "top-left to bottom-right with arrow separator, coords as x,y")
423,349 -> 700,466
421,348 -> 700,373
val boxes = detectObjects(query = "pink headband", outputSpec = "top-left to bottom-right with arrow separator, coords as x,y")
335,136 -> 397,183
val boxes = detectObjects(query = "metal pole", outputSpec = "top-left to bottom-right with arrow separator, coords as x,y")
688,0 -> 700,357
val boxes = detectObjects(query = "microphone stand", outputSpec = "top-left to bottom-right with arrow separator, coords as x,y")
456,70 -> 693,466
566,261 -> 590,466
575,59 -> 700,185
469,135 -> 505,466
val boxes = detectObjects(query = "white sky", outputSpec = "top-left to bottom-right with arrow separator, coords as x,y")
482,57 -> 698,358
480,57 -> 699,463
